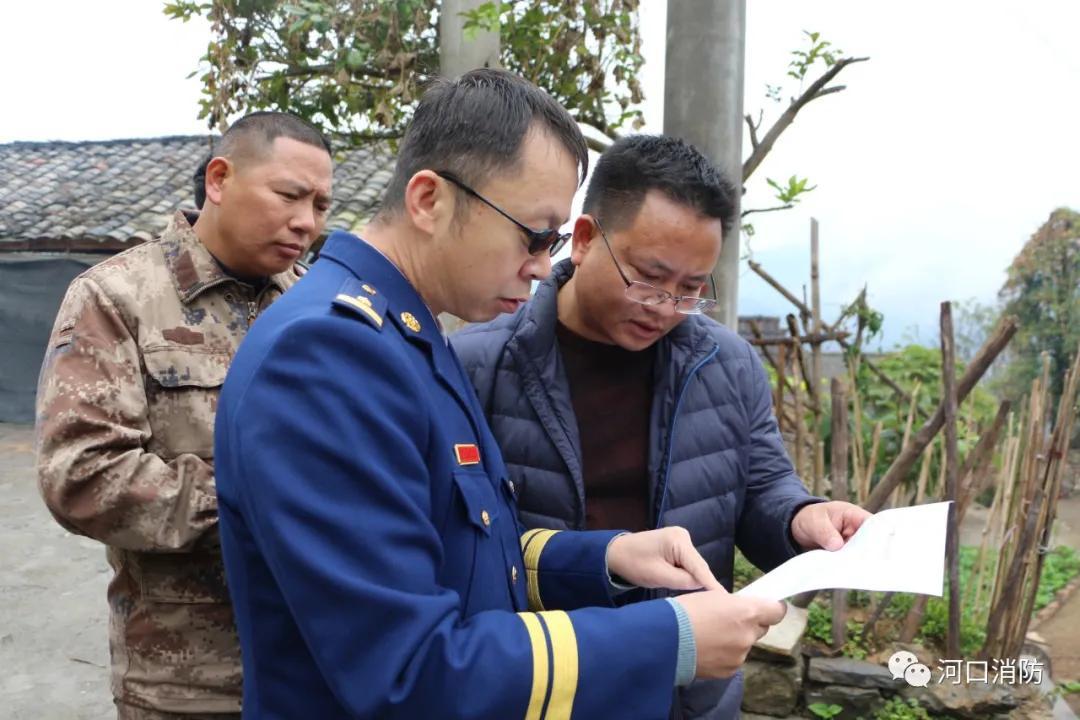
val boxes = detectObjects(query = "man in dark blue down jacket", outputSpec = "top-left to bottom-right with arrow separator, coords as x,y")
452,135 -> 872,719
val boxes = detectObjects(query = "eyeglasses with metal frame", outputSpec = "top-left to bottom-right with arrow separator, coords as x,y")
593,216 -> 718,315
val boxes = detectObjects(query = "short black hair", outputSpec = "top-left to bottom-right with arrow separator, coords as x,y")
376,68 -> 588,219
217,111 -> 332,164
583,134 -> 737,235
193,152 -> 211,209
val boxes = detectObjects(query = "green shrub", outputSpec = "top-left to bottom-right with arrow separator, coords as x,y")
918,593 -> 986,657
807,600 -> 832,645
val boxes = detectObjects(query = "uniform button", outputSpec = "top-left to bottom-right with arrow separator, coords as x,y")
507,480 -> 516,494
481,510 -> 491,527
511,565 -> 518,584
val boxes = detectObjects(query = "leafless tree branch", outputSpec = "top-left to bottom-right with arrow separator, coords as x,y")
743,56 -> 869,182
742,204 -> 794,218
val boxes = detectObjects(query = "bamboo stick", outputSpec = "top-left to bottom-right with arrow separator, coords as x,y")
891,382 -> 922,508
955,401 -> 1012,525
786,313 -> 816,407
848,360 -> 866,505
863,421 -> 883,505
1009,347 -> 1080,655
830,377 -> 850,650
970,439 -> 1008,612
794,359 -> 806,485
814,440 -> 825,497
810,222 -> 825,498
748,332 -> 849,347
776,343 -> 789,432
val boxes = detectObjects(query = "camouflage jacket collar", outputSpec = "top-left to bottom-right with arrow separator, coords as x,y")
161,211 -> 293,304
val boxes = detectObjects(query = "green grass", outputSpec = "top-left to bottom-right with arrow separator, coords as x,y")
1034,545 -> 1080,611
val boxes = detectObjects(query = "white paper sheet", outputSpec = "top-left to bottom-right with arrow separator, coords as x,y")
736,501 -> 951,601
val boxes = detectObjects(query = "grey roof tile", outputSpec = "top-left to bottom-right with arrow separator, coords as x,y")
0,135 -> 396,249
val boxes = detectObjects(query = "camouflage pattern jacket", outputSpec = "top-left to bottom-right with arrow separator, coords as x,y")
36,212 -> 302,713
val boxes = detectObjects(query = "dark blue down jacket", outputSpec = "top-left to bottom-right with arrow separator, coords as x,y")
451,260 -> 819,719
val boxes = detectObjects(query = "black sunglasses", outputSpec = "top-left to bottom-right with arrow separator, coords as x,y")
435,171 -> 572,257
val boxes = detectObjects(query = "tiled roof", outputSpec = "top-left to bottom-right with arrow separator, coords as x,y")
0,135 -> 396,251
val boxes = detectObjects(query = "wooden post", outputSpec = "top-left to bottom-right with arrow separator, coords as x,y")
863,421 -> 883,504
914,443 -> 933,505
775,343 -> 788,431
940,302 -> 961,659
794,355 -> 806,482
830,377 -> 849,650
899,595 -> 929,643
810,220 -> 823,406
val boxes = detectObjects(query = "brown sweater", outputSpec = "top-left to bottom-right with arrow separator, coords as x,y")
556,321 -> 656,532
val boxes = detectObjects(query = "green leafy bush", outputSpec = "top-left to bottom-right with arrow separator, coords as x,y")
806,600 -> 832,645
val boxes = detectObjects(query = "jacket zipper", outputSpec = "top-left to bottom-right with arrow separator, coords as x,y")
654,344 -> 720,527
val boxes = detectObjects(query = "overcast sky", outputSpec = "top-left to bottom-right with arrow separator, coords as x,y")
3,1 -> 1078,348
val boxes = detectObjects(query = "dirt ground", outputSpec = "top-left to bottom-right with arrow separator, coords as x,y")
1033,489 -> 1080,715
2,419 -> 1079,718
0,423 -> 112,719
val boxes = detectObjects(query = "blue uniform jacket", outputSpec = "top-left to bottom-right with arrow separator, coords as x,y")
214,232 -> 682,719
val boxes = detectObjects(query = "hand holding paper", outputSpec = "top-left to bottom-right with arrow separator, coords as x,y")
790,500 -> 873,551
737,502 -> 951,601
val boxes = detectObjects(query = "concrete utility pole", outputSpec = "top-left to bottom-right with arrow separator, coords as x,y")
440,0 -> 501,78
439,0 -> 500,332
663,0 -> 746,328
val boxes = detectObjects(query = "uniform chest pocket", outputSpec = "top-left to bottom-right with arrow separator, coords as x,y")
451,469 -> 501,536
449,469 -> 510,615
142,346 -> 230,459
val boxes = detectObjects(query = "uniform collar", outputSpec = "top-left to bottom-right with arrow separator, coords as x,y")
161,210 -> 293,304
318,230 -> 445,346
320,231 -> 487,449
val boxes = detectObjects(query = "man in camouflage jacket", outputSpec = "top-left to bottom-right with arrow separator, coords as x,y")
35,112 -> 333,719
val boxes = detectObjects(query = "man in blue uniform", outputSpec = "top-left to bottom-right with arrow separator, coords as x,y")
214,69 -> 788,719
